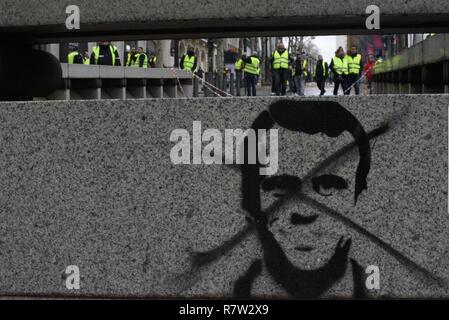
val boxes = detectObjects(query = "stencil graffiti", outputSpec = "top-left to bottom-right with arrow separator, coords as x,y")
176,100 -> 446,298
236,100 -> 370,298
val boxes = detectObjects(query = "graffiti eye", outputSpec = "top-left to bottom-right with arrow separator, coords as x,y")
262,175 -> 302,192
311,174 -> 348,196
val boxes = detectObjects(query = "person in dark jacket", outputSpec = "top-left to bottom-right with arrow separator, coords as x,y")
314,55 -> 329,96
90,41 -> 121,66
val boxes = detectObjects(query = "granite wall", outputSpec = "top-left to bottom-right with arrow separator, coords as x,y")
0,96 -> 448,298
1,0 -> 449,40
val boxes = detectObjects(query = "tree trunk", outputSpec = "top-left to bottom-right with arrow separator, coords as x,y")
239,38 -> 244,55
155,40 -> 171,68
215,39 -> 225,90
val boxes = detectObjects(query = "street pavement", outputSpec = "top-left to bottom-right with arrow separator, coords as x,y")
235,82 -> 371,97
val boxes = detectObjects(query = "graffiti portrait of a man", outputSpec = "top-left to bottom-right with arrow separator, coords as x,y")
183,99 -> 443,299
236,100 -> 371,298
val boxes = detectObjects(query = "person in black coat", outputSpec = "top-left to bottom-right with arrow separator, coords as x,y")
314,55 -> 329,96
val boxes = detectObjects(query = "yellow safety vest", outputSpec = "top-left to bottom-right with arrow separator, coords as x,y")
132,53 -> 148,68
332,56 -> 348,75
83,57 -> 90,65
235,59 -> 244,71
92,45 -> 118,66
244,57 -> 260,75
345,54 -> 362,74
126,53 -> 133,66
273,50 -> 289,69
183,55 -> 196,71
314,61 -> 327,77
300,60 -> 308,77
150,56 -> 157,66
67,51 -> 80,64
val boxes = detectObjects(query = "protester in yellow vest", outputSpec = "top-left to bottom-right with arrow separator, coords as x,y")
270,42 -> 291,96
234,56 -> 245,96
83,51 -> 90,65
329,47 -> 349,95
126,47 -> 137,67
235,57 -> 244,72
67,51 -> 83,64
149,54 -> 157,68
67,44 -> 83,64
90,41 -> 121,66
243,52 -> 260,96
131,47 -> 149,68
344,45 -> 364,95
180,46 -> 197,72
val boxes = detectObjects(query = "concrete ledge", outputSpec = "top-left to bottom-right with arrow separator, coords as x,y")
63,64 -> 190,80
99,66 -> 126,79
0,96 -> 448,298
1,0 -> 449,42
375,34 -> 449,75
423,33 -> 447,64
68,64 -> 100,78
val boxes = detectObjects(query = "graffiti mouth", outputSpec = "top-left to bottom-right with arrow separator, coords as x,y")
294,246 -> 314,252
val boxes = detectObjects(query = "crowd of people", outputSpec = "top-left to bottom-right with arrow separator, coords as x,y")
233,42 -> 381,96
67,41 -> 381,97
67,41 -> 157,68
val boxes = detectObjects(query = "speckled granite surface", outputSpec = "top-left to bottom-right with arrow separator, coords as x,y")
0,96 -> 448,298
0,0 -> 449,26
0,0 -> 448,26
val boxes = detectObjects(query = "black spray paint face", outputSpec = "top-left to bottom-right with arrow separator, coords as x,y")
259,131 -> 355,270
188,100 -> 441,298
240,100 -> 371,297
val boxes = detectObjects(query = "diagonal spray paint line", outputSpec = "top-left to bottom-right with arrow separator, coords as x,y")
176,124 -> 388,276
302,123 -> 390,182
179,117 -> 447,291
297,193 -> 448,288
270,113 -> 448,287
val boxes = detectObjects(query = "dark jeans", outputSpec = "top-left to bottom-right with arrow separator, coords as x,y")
235,71 -> 243,96
316,79 -> 326,95
274,69 -> 288,96
333,75 -> 349,95
289,73 -> 297,94
246,74 -> 257,96
295,75 -> 306,96
347,73 -> 360,95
